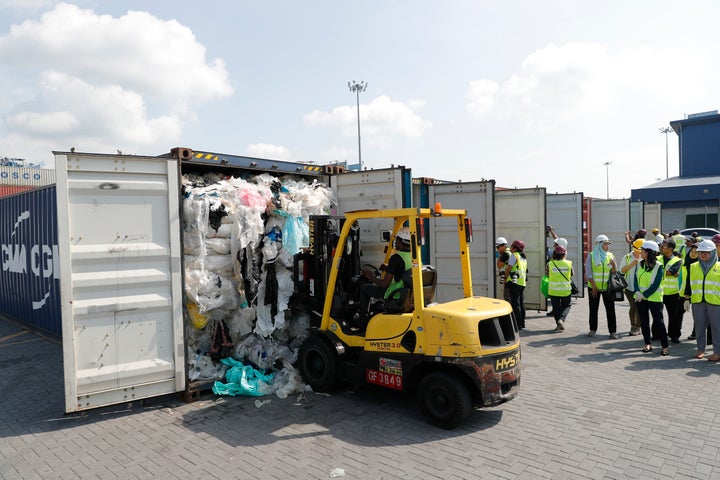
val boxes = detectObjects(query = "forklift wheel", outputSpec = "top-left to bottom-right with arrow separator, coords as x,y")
417,372 -> 472,429
298,335 -> 340,392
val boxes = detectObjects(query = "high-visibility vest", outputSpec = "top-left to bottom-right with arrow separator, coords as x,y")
689,261 -> 720,305
635,261 -> 664,302
622,253 -> 640,290
509,252 -> 527,287
661,255 -> 682,295
673,234 -> 687,259
548,259 -> 572,296
384,251 -> 413,300
590,252 -> 615,291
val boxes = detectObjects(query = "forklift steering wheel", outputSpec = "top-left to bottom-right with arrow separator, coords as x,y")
361,264 -> 381,277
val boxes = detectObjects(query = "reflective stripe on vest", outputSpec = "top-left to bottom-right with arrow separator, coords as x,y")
635,262 -> 663,302
689,261 -> 720,305
510,252 -> 527,287
548,259 -> 572,296
384,250 -> 413,300
662,255 -> 682,295
590,252 -> 614,290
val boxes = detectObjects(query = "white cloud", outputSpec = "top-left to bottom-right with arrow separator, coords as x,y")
246,143 -> 290,160
0,3 -> 232,162
303,95 -> 431,147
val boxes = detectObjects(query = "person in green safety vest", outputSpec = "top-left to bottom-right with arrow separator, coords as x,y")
683,239 -> 720,361
619,238 -> 644,336
546,245 -> 573,333
634,240 -> 669,355
660,238 -> 684,343
585,234 -> 619,338
504,240 -> 528,330
356,227 -> 413,329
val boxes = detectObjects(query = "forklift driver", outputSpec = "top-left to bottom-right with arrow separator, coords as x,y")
355,227 -> 413,329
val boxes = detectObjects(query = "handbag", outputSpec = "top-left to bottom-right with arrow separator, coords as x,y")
608,271 -> 628,293
541,275 -> 549,298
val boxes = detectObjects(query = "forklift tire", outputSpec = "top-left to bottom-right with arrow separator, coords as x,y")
298,335 -> 340,392
417,372 -> 472,429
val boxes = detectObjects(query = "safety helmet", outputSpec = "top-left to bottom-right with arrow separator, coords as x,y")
641,240 -> 659,252
697,239 -> 716,252
511,240 -> 525,251
712,234 -> 720,246
554,238 -> 568,249
632,239 -> 645,250
553,245 -> 567,255
396,227 -> 411,242
652,228 -> 659,234
594,234 -> 610,244
495,236 -> 508,246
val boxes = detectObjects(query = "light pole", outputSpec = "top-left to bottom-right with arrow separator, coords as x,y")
348,80 -> 367,171
659,126 -> 672,179
603,161 -> 612,199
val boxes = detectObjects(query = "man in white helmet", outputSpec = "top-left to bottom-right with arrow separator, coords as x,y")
356,227 -> 414,329
495,237 -> 511,302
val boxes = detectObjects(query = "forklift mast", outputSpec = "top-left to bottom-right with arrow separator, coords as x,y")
292,216 -> 360,322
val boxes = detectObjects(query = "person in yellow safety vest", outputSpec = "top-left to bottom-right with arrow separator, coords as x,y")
546,245 -> 573,333
357,227 -> 413,330
683,239 -> 720,361
495,237 -> 512,303
619,238 -> 644,336
659,238 -> 684,343
634,240 -> 669,355
672,229 -> 688,259
504,240 -> 528,330
585,234 -> 619,338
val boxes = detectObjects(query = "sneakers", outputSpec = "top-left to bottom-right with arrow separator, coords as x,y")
628,327 -> 641,336
609,333 -> 620,339
688,334 -> 697,340
587,330 -> 596,337
553,320 -> 565,333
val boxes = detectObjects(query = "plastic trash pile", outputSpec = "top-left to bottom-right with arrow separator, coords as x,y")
183,171 -> 336,398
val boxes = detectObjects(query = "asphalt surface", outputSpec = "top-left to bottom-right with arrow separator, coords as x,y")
2,294 -> 720,480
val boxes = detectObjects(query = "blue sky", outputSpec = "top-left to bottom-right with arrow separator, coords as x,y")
1,1 -> 718,199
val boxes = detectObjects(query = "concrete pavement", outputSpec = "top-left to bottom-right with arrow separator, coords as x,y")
2,294 -> 720,479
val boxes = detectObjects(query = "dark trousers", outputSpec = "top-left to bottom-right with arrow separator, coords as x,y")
664,293 -> 684,340
550,295 -> 572,322
359,283 -> 385,320
637,300 -> 668,348
507,282 -> 526,328
588,289 -> 616,334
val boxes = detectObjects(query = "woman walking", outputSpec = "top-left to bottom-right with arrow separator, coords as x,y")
634,240 -> 669,355
547,245 -> 573,332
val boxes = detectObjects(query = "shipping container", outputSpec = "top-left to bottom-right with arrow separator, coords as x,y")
0,166 -> 56,187
0,185 -> 61,338
0,185 -> 34,198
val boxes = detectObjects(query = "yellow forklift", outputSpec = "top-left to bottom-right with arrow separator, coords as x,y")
292,206 -> 520,428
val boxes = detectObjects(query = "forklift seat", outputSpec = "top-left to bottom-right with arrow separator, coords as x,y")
421,265 -> 437,305
382,265 -> 436,314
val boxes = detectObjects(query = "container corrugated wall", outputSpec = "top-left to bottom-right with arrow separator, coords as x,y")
0,166 -> 56,187
0,185 -> 61,338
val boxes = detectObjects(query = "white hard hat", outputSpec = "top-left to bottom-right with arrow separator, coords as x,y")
396,227 -> 411,242
641,240 -> 659,252
554,238 -> 568,249
594,234 -> 610,244
697,239 -> 716,252
495,237 -> 508,246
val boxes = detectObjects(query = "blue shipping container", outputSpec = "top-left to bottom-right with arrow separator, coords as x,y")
0,185 -> 61,338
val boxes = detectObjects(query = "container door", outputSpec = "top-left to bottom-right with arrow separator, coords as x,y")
547,193 -> 585,297
56,152 -> 184,413
643,203 -> 662,234
427,181 -> 495,303
589,198 -> 630,262
331,167 -> 410,267
496,188 -> 547,310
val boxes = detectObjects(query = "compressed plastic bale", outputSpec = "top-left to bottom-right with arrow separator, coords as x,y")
185,254 -> 234,274
204,237 -> 231,255
206,222 -> 232,238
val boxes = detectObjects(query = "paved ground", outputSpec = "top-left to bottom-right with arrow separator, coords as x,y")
2,295 -> 720,480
